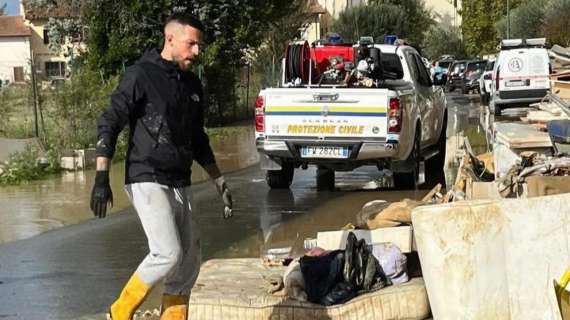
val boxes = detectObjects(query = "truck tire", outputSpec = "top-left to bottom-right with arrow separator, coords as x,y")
494,103 -> 502,117
316,166 -> 335,191
427,114 -> 447,184
461,85 -> 468,95
480,93 -> 488,105
266,162 -> 294,189
394,127 -> 421,190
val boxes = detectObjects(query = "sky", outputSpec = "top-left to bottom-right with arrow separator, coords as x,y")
0,0 -> 19,15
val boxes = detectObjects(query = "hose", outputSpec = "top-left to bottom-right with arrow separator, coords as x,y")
285,42 -> 310,84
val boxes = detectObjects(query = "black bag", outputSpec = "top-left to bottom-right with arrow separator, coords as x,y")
344,232 -> 391,294
300,250 -> 344,304
300,232 -> 392,306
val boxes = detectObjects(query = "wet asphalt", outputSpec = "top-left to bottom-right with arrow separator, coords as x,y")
0,93 -> 490,319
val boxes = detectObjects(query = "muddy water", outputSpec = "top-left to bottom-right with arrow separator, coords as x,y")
0,124 -> 258,244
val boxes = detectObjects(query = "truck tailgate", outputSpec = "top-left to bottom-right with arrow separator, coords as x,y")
263,88 -> 389,141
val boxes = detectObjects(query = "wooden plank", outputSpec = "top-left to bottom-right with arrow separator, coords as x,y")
552,80 -> 570,100
526,110 -> 568,123
537,102 -> 563,116
494,122 -> 552,148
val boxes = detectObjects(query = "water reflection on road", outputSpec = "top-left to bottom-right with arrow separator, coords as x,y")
0,124 -> 258,244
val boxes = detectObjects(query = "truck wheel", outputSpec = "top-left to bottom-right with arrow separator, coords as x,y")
394,128 -> 420,190
316,166 -> 335,191
461,85 -> 468,95
266,162 -> 294,189
480,93 -> 488,105
494,103 -> 502,117
427,115 -> 447,184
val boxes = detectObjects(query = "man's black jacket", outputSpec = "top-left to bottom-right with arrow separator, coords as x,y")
96,49 -> 216,187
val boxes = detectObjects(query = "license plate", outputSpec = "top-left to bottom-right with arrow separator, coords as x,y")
506,80 -> 526,87
300,146 -> 349,159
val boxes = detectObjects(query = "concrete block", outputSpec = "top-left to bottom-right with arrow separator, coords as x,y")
60,148 -> 96,171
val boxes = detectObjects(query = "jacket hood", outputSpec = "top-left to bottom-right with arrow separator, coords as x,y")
137,48 -> 181,76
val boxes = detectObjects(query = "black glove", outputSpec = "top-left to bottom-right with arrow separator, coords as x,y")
214,176 -> 233,219
90,170 -> 113,219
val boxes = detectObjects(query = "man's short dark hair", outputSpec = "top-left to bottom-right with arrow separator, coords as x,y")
165,13 -> 204,33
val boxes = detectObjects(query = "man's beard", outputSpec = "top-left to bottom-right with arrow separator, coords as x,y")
174,55 -> 193,71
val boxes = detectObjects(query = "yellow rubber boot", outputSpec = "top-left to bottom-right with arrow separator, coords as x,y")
160,294 -> 189,320
109,273 -> 151,320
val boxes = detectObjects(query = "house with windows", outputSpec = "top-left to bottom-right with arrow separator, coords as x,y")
20,0 -> 82,80
0,16 -> 32,85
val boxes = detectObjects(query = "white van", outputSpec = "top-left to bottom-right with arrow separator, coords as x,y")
489,38 -> 551,116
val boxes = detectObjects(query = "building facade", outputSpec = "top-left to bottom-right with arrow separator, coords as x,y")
302,0 -> 369,43
0,16 -> 32,84
424,0 -> 461,29
20,0 -> 82,80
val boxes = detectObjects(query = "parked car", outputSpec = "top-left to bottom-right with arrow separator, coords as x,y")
462,60 -> 487,94
446,60 -> 467,92
489,38 -> 551,116
479,59 -> 496,105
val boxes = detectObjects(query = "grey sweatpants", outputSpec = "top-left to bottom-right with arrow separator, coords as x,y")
125,182 -> 201,295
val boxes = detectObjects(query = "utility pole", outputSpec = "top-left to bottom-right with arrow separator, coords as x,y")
454,0 -> 457,29
507,0 -> 510,39
29,46 -> 39,137
245,63 -> 250,111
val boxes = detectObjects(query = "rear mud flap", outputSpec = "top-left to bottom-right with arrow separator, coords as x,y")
259,154 -> 282,170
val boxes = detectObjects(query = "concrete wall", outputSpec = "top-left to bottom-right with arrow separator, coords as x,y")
0,37 -> 31,84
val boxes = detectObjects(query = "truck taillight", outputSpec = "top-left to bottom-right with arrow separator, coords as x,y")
388,97 -> 401,133
254,96 -> 265,132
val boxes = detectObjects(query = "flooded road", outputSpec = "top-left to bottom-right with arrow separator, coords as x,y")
0,124 -> 259,244
0,93 -> 490,320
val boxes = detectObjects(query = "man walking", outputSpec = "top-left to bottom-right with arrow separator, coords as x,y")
90,14 -> 233,320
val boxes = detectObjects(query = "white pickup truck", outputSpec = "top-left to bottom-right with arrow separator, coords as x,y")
254,42 -> 447,190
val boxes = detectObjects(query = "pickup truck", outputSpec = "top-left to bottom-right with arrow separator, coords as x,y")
254,42 -> 447,190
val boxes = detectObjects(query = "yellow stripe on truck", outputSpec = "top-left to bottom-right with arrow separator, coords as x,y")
265,106 -> 387,113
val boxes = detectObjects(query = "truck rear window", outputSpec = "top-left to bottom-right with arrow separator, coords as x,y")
382,53 -> 404,79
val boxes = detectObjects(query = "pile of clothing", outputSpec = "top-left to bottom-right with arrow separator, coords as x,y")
270,232 -> 408,306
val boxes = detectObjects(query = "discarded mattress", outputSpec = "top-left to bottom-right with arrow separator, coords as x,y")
412,193 -> 570,320
188,258 -> 430,320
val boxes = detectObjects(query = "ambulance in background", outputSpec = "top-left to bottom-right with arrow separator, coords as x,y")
489,38 -> 551,116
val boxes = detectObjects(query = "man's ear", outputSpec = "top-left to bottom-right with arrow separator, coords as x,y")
165,33 -> 174,47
